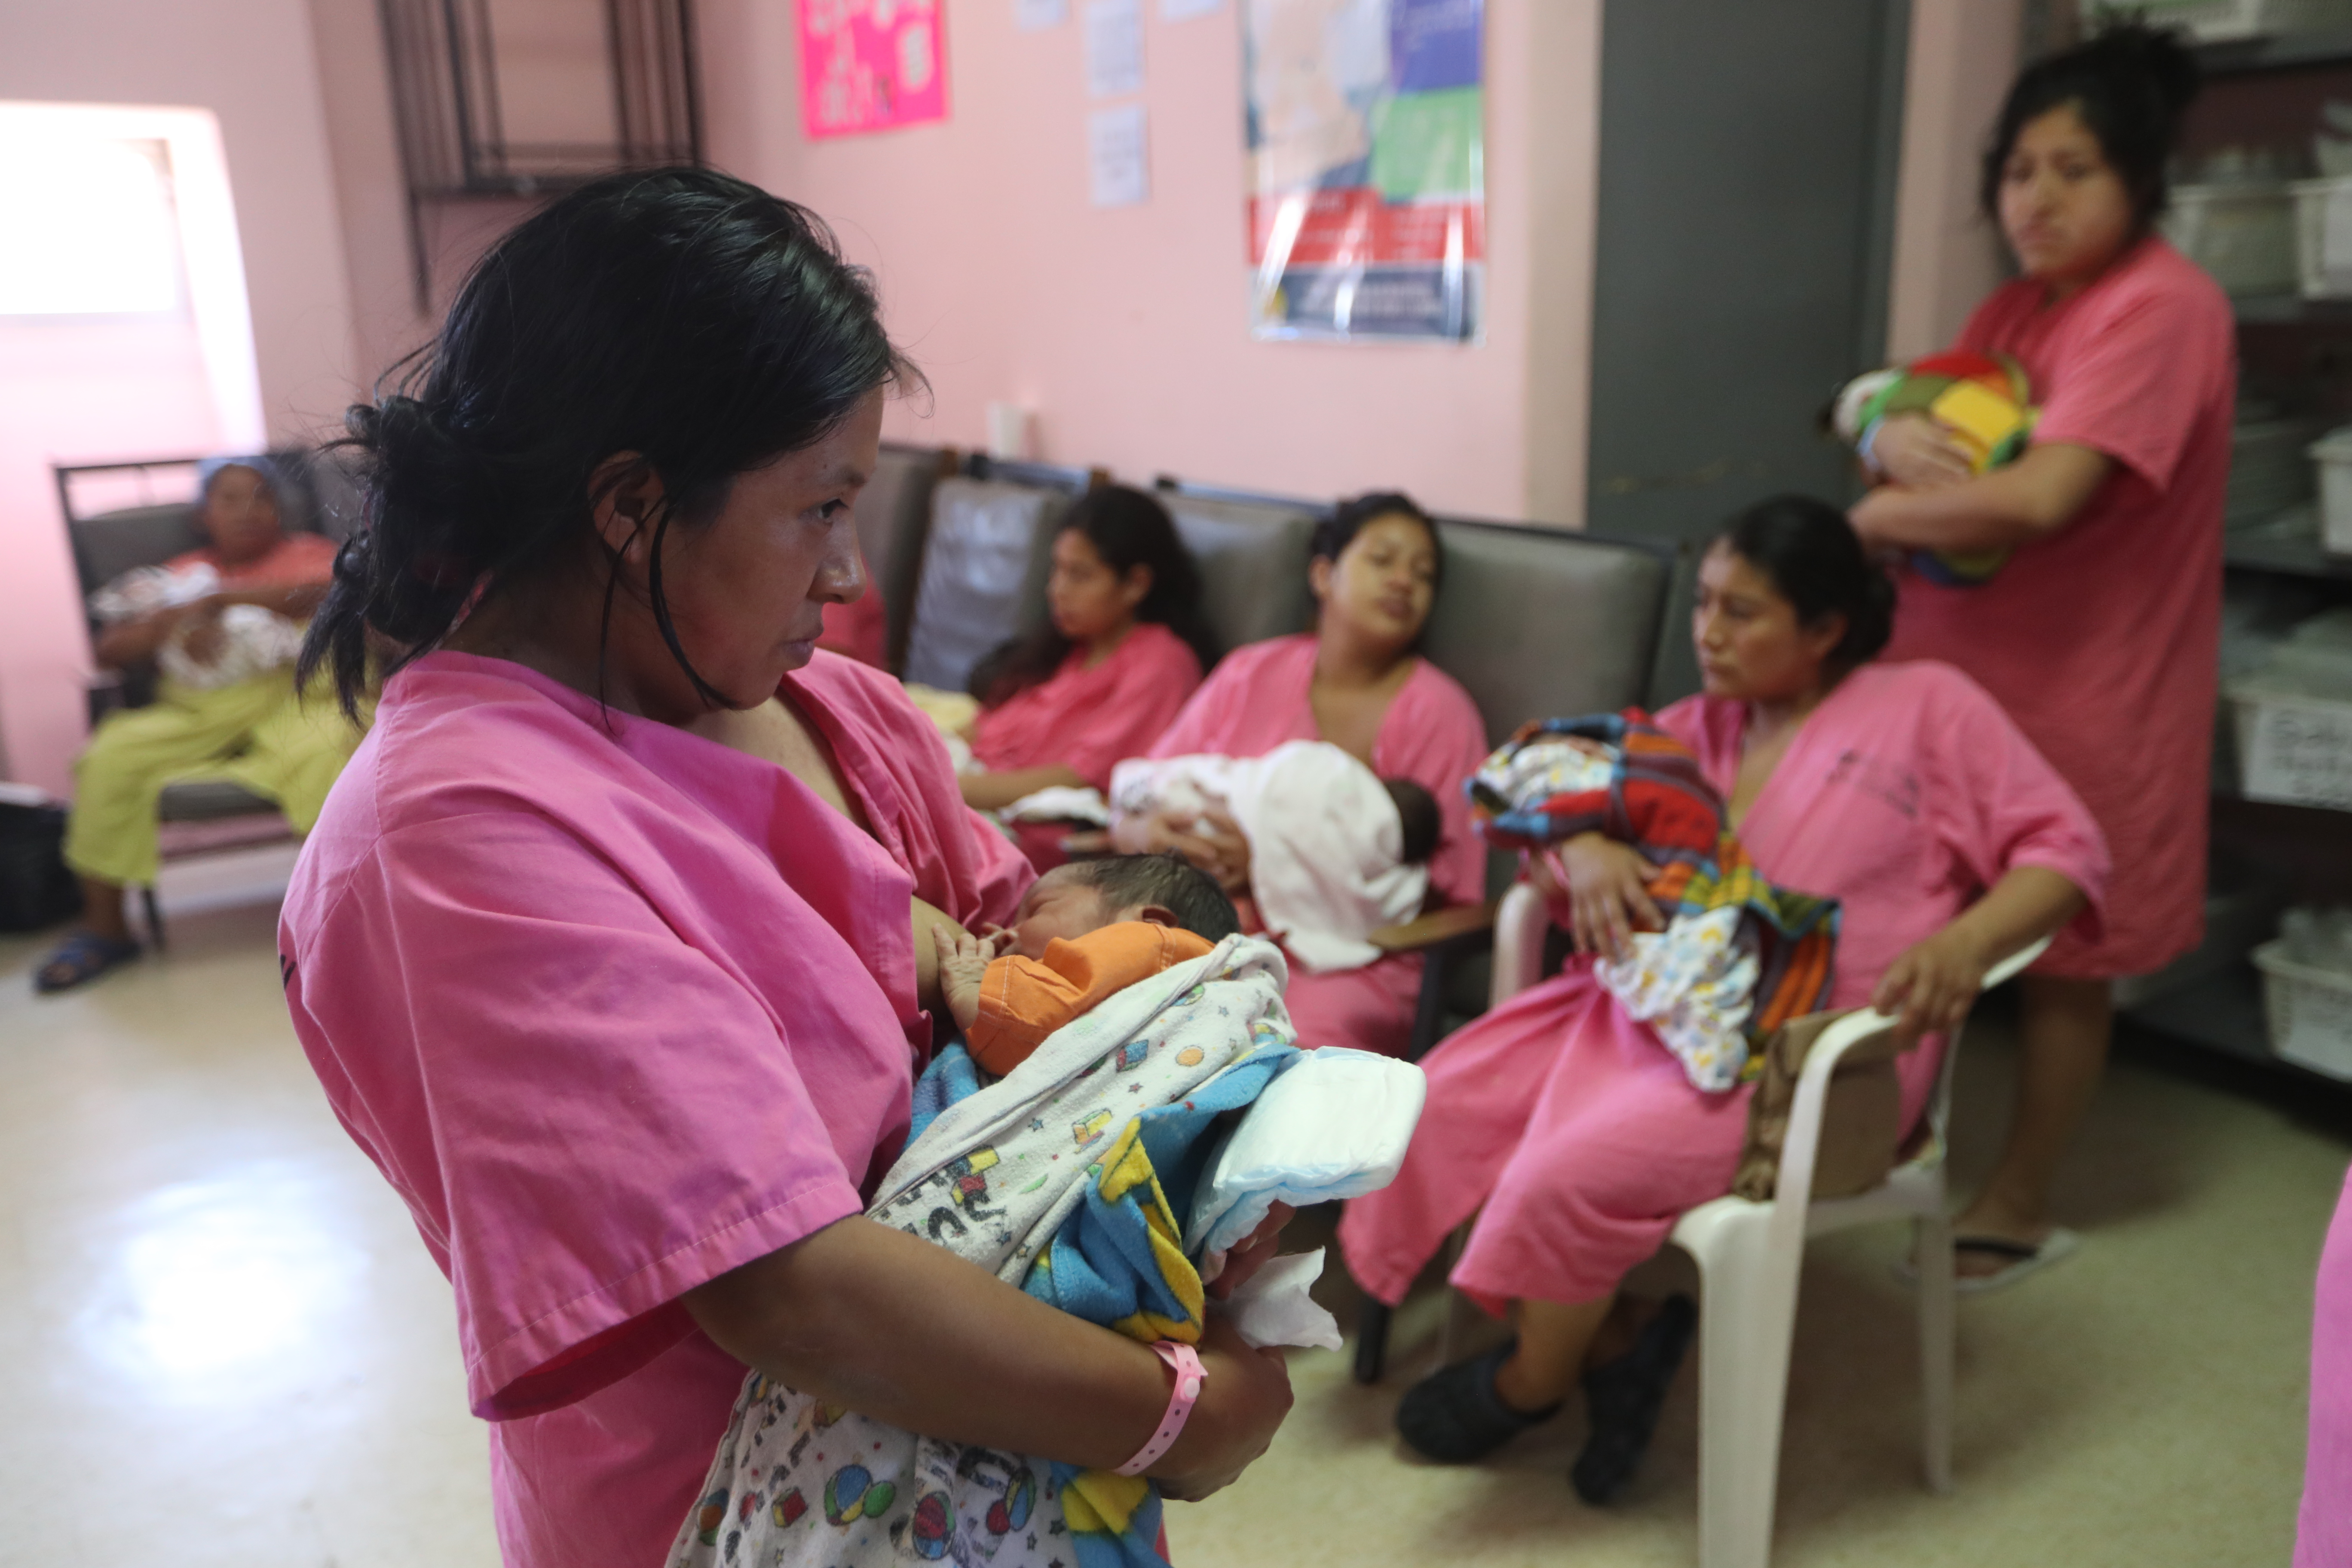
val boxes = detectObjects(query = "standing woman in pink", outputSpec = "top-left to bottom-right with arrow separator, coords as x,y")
279,171 -> 1293,1568
957,487 -> 1212,866
1850,23 -> 2231,1287
1117,493 -> 1488,1057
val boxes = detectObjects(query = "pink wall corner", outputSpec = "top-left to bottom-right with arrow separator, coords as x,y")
1886,0 -> 2020,362
701,0 -> 1565,522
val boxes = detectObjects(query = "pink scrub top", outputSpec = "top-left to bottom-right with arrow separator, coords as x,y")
279,649 -> 1030,1568
970,620 -> 1204,791
1883,235 -> 2234,978
1148,632 -> 1490,911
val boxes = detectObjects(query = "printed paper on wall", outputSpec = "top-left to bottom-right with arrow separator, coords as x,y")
1242,0 -> 1484,342
799,0 -> 948,139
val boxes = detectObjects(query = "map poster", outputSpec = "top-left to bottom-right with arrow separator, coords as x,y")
799,0 -> 948,140
1242,0 -> 1484,342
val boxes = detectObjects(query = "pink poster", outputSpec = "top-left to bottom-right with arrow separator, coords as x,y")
798,0 -> 948,139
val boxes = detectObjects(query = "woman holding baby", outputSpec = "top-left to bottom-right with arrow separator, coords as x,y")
276,172 -> 1293,1568
1339,496 -> 2109,1504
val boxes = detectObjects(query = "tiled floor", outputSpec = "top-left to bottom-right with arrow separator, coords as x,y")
3,900 -> 2340,1566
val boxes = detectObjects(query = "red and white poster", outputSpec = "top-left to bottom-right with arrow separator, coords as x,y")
798,0 -> 948,140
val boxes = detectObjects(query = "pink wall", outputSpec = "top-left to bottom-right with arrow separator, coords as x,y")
1886,0 -> 2022,361
698,0 -> 1601,524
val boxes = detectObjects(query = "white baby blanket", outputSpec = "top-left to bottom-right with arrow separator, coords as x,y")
1109,741 -> 1427,974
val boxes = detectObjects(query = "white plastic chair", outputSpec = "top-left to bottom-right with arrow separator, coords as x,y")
1488,881 -> 2049,1568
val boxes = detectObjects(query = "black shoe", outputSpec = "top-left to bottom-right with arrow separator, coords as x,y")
1571,1294 -> 1697,1505
1396,1338 -> 1562,1463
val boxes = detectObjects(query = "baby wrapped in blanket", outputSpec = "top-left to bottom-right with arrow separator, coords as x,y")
1107,740 -> 1440,973
1469,712 -> 1841,1091
669,855 -> 1425,1568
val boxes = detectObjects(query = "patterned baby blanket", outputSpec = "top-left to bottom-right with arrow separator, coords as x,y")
667,934 -> 1300,1568
1468,711 -> 1840,1090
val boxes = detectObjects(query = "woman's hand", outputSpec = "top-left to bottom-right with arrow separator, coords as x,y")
1152,1310 -> 1295,1502
1871,924 -> 1990,1047
176,596 -> 230,667
1169,808 -> 1251,894
1867,413 -> 1973,490
1553,832 -> 1663,962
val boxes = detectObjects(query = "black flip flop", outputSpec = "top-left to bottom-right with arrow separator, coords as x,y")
34,931 -> 142,995
1396,1338 -> 1563,1462
1572,1293 -> 1697,1505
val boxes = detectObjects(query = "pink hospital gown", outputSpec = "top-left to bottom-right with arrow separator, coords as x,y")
971,619 -> 1204,790
1885,234 -> 2232,979
1338,660 -> 2109,1311
1147,633 -> 1489,1057
279,649 -> 1030,1568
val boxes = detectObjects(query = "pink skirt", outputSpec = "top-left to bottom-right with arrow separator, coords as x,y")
1337,966 -> 1943,1311
1284,951 -> 1423,1058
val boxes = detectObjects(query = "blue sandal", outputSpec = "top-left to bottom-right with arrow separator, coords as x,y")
34,931 -> 142,994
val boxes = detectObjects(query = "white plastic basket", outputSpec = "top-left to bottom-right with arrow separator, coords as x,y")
2163,183 -> 2298,296
2255,939 -> 2352,1078
2229,680 -> 2352,807
2103,0 -> 2352,40
2312,426 -> 2352,553
2293,176 -> 2352,297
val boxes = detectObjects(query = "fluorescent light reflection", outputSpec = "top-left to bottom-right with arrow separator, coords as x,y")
0,135 -> 183,316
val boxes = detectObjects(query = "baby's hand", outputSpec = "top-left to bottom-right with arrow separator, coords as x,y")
932,924 -> 995,1033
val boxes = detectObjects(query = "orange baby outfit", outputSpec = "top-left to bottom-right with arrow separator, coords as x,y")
968,922 -> 1216,1076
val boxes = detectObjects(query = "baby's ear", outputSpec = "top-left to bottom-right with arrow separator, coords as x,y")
1133,903 -> 1178,929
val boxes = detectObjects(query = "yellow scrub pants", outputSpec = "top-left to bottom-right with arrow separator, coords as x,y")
63,668 -> 371,887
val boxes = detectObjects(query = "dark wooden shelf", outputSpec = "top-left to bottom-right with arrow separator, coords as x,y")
2226,527 -> 2352,579
2234,294 -> 2352,324
2196,29 -> 2352,75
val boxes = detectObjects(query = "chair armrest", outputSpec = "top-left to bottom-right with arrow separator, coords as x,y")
1491,881 -> 1552,1007
1368,899 -> 1498,955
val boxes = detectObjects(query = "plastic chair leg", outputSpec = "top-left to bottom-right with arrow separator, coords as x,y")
1354,1297 -> 1390,1384
1914,1211 -> 1956,1494
1684,1209 -> 1802,1568
140,885 -> 165,951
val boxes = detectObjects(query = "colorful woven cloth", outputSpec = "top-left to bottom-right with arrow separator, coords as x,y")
1468,711 -> 1841,1087
668,935 -> 1301,1568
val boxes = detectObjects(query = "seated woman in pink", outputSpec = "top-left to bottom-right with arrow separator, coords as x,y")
278,172 -> 1293,1568
1338,496 -> 2108,1506
958,485 -> 1213,871
1118,492 -> 1488,1057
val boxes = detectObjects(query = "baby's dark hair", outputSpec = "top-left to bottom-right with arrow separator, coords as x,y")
1382,778 -> 1441,866
1063,852 -> 1240,943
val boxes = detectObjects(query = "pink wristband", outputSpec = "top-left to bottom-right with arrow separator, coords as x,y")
1116,1341 -> 1207,1477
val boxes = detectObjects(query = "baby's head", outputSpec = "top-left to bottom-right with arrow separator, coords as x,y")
1381,778 -> 1441,867
1010,854 -> 1241,959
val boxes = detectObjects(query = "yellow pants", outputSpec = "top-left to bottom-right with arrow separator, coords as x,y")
63,669 -> 372,887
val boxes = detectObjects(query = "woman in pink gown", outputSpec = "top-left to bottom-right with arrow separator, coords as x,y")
276,172 -> 1294,1568
1119,492 -> 1489,1057
1338,497 -> 2107,1504
1849,24 -> 2229,1285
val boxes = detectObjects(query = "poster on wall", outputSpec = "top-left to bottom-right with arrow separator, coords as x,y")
1241,0 -> 1484,343
799,0 -> 948,139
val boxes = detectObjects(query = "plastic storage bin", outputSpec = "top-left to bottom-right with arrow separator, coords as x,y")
2294,176 -> 2352,297
2104,0 -> 2352,40
2309,426 -> 2352,553
2164,182 -> 2299,296
2255,939 -> 2352,1078
2230,418 -> 2322,525
2229,682 -> 2352,807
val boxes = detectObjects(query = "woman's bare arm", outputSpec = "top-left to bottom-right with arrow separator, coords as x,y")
1850,443 -> 2112,555
683,1215 -> 1293,1498
960,764 -> 1090,812
1871,865 -> 2086,1046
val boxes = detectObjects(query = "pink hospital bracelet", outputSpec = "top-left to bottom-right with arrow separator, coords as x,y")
1116,1340 -> 1207,1477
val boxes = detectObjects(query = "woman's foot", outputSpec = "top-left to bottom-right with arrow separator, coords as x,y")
34,930 -> 142,994
1396,1338 -> 1562,1462
1571,1293 -> 1696,1505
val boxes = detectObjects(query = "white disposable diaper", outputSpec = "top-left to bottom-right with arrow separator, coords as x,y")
1185,1046 -> 1426,1258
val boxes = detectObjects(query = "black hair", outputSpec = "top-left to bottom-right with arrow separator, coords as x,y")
1712,495 -> 1895,669
299,168 -> 917,717
968,485 -> 1217,704
1382,778 -> 1441,867
1981,21 -> 2199,233
1061,852 -> 1240,944
1310,490 -> 1444,592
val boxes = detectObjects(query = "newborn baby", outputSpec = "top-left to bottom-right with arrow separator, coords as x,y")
931,853 -> 1240,1077
1109,740 -> 1439,973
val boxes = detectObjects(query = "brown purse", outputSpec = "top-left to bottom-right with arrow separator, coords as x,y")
1733,1008 -> 1908,1202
